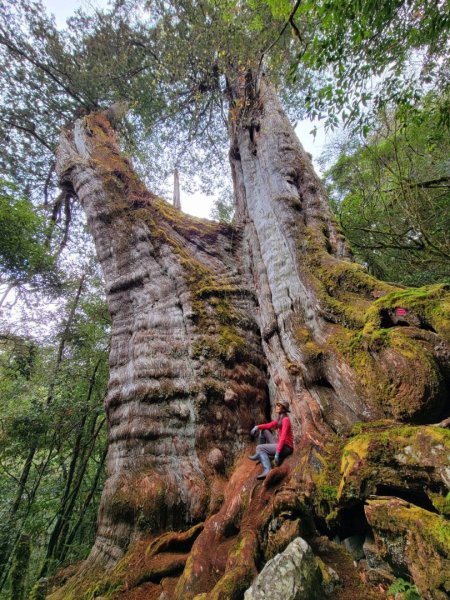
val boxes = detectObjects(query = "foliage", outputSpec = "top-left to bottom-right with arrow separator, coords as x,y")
285,0 -> 450,129
0,0 -> 304,205
388,577 -> 423,599
210,187 -> 235,223
323,94 -> 450,285
0,180 -> 55,285
0,275 -> 110,598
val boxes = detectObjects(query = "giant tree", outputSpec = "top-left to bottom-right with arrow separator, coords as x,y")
43,1 -> 450,598
1,0 -> 449,597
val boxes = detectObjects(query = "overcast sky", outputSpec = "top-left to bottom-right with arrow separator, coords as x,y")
41,0 -> 327,219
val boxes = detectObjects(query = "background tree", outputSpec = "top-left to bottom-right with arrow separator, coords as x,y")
0,269 -> 109,599
285,0 -> 450,129
322,93 -> 450,285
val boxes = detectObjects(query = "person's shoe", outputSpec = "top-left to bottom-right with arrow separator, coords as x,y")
256,453 -> 271,480
248,453 -> 260,461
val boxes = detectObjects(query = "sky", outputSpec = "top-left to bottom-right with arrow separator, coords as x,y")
41,0 -> 328,219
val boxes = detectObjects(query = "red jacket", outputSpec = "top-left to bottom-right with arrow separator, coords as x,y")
257,416 -> 293,453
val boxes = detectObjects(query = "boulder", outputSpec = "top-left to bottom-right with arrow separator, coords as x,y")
244,537 -> 324,600
206,447 -> 224,471
365,497 -> 450,599
363,536 -> 388,569
342,534 -> 365,560
337,424 -> 450,507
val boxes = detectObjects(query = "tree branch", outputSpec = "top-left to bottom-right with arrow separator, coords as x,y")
0,116 -> 54,152
383,176 -> 450,193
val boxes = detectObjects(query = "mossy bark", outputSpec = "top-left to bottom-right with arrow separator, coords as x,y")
50,80 -> 450,599
53,111 -> 268,591
228,74 -> 450,436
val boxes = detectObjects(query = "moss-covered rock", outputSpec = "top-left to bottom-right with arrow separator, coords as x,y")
337,423 -> 450,506
363,284 -> 450,338
365,497 -> 450,599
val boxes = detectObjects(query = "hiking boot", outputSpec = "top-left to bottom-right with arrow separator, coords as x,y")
256,453 -> 271,480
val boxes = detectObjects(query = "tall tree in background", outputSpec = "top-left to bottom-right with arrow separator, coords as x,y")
323,93 -> 450,285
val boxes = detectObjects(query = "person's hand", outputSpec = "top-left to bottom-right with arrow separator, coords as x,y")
274,452 -> 280,466
250,426 -> 258,436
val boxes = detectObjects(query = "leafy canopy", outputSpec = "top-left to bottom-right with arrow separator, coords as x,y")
0,180 -> 55,284
286,0 -> 450,129
324,93 -> 450,285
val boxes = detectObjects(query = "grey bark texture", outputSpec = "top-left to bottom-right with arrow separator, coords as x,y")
56,112 -> 268,568
52,76 -> 450,596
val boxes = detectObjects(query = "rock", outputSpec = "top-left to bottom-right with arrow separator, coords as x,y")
342,534 -> 365,560
337,424 -> 450,508
317,559 -> 340,595
363,536 -> 390,570
365,497 -> 450,599
244,537 -> 324,600
206,448 -> 224,471
364,566 -> 395,587
265,518 -> 301,560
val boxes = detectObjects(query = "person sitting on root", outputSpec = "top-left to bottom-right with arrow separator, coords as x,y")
249,399 -> 294,480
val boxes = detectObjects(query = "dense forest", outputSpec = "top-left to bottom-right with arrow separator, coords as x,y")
0,1 -> 449,599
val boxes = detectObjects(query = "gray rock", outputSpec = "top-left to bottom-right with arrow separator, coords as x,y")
207,447 -> 224,471
244,537 -> 324,600
342,534 -> 365,560
363,537 -> 390,569
321,564 -> 341,595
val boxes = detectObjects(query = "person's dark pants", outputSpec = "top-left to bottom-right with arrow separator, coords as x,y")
256,430 -> 293,461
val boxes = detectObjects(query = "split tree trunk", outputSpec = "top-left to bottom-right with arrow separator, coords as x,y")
52,77 -> 450,598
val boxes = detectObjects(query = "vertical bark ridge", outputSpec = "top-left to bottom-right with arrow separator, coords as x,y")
229,75 -> 450,434
56,111 -> 268,570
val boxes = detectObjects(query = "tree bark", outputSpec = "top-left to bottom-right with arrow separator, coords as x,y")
55,110 -> 268,569
51,81 -> 450,598
228,74 -> 449,436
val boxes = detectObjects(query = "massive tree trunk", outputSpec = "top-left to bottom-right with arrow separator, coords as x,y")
54,110 -> 268,572
50,77 -> 450,599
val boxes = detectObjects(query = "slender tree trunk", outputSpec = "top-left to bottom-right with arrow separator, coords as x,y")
60,444 -> 108,564
0,275 -> 85,590
173,167 -> 181,210
50,417 -> 105,567
40,360 -> 103,575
